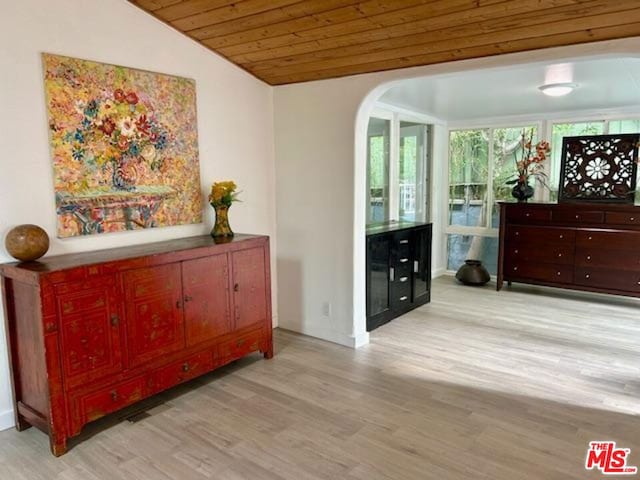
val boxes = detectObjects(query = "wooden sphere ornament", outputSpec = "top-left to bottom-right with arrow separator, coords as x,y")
5,224 -> 50,262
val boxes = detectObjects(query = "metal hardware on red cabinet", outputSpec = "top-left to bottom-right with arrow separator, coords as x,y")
585,274 -> 591,279
110,390 -> 118,402
559,234 -> 564,239
182,362 -> 190,372
234,283 -> 239,292
556,272 -> 561,276
237,339 -> 245,347
110,314 -> 119,327
176,300 -> 182,309
184,295 -> 193,303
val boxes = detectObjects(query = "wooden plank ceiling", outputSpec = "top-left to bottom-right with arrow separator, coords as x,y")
129,0 -> 640,85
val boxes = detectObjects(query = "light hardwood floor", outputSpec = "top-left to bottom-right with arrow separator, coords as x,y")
1,277 -> 639,479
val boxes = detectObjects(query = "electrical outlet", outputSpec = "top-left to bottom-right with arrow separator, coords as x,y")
322,301 -> 331,318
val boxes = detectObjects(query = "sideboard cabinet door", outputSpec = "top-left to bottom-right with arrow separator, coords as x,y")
56,278 -> 123,388
123,263 -> 185,367
411,226 -> 432,306
231,247 -> 268,331
182,254 -> 231,346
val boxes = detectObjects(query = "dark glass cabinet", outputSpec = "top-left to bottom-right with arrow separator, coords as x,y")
366,223 -> 432,331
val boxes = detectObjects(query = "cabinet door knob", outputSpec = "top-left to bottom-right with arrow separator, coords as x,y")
585,274 -> 590,279
176,300 -> 182,309
110,391 -> 119,402
631,217 -> 635,221
557,271 -> 561,276
586,255 -> 591,261
182,362 -> 190,372
513,266 -> 518,271
514,249 -> 519,254
559,234 -> 564,239
184,295 -> 193,303
234,283 -> 239,292
588,236 -> 593,240
557,253 -> 562,257
110,314 -> 119,327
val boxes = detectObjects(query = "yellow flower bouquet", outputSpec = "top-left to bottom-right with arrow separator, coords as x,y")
209,181 -> 240,238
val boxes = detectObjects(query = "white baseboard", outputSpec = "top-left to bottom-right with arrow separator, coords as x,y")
278,322 -> 368,349
432,268 -> 447,278
0,409 -> 14,432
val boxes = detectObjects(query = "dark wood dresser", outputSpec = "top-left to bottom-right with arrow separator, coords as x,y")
0,235 -> 273,456
366,222 -> 432,331
498,202 -> 640,297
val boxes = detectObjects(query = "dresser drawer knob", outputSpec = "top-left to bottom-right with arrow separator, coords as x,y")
556,271 -> 561,276
514,249 -> 519,254
585,274 -> 590,279
110,391 -> 119,402
399,258 -> 409,263
586,255 -> 591,261
399,239 -> 409,244
558,253 -> 562,257
588,236 -> 593,240
513,266 -> 518,271
399,276 -> 408,282
515,231 -> 520,236
110,314 -> 119,327
399,296 -> 408,301
631,217 -> 636,221
559,234 -> 564,239
525,213 -> 530,217
182,362 -> 190,372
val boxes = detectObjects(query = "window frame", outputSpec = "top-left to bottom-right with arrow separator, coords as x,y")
368,106 -> 434,225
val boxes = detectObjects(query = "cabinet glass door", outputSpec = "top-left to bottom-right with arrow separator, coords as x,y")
412,227 -> 431,303
367,235 -> 391,318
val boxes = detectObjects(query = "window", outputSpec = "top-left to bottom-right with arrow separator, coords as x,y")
367,114 -> 431,225
367,117 -> 390,224
399,121 -> 429,222
447,125 -> 537,273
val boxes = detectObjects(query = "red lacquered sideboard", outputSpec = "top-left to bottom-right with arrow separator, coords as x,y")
0,234 -> 273,456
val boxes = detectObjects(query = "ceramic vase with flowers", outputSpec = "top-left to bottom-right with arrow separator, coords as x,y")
209,181 -> 240,239
506,130 -> 551,202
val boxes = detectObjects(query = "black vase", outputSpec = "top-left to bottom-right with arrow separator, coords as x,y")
455,260 -> 491,286
511,181 -> 534,203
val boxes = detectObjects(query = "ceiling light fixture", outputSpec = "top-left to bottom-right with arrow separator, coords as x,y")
539,82 -> 578,97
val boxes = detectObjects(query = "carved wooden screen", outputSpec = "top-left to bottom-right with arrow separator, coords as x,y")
558,134 -> 639,203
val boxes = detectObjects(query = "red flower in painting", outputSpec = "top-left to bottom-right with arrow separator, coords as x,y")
125,92 -> 139,105
99,118 -> 116,136
149,131 -> 158,142
117,136 -> 129,151
114,89 -> 125,102
135,114 -> 150,134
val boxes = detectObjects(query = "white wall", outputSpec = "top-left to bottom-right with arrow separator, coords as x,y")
0,0 -> 277,431
274,38 -> 640,349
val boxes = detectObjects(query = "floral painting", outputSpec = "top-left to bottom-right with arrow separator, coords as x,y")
42,53 -> 202,238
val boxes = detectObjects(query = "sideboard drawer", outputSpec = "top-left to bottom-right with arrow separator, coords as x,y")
576,230 -> 640,250
506,206 -> 551,222
505,244 -> 574,265
605,211 -> 640,226
575,267 -> 640,293
575,248 -> 640,271
222,330 -> 263,360
507,226 -> 575,245
552,210 -> 605,224
151,350 -> 214,393
77,377 -> 146,425
505,263 -> 573,284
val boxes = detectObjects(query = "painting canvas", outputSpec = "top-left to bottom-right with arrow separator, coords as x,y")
42,53 -> 202,238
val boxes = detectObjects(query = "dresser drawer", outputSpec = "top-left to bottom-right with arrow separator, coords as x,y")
505,244 -> 574,265
151,351 -> 214,393
605,211 -> 640,226
575,267 -> 640,293
576,230 -> 640,250
76,377 -> 146,425
505,263 -> 573,284
507,226 -> 575,245
221,330 -> 263,360
505,206 -> 551,222
552,210 -> 604,224
575,247 -> 640,271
